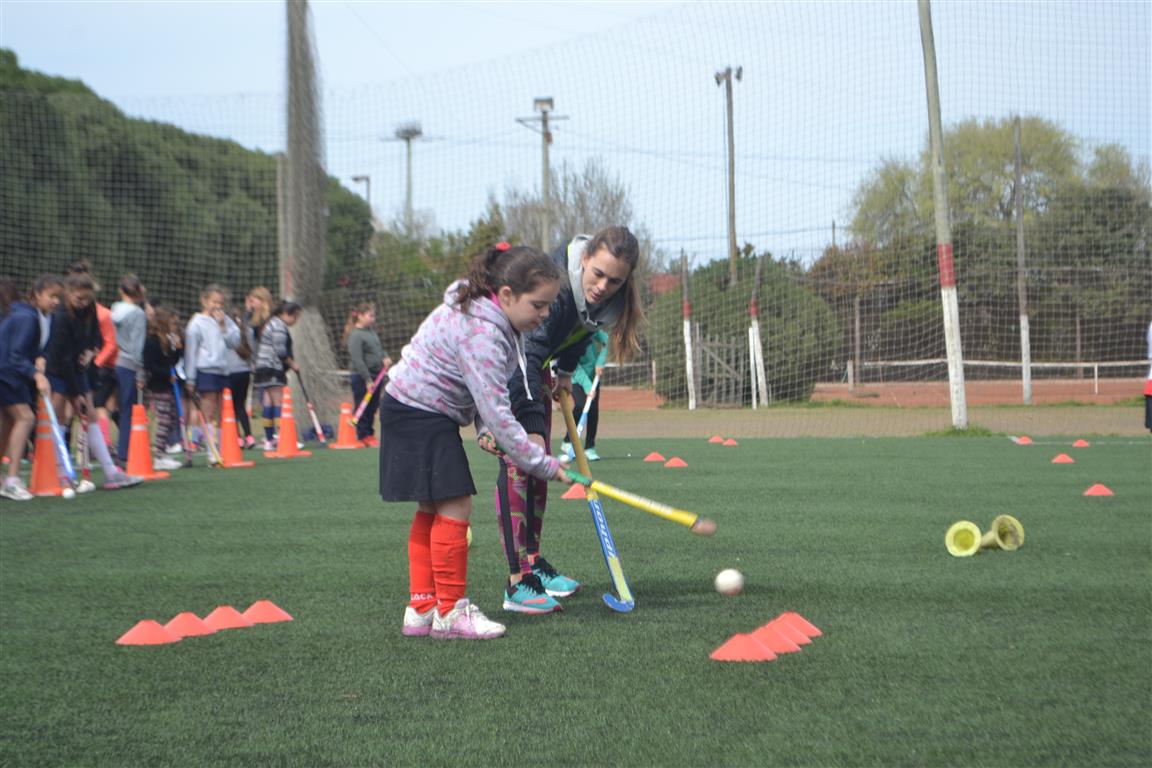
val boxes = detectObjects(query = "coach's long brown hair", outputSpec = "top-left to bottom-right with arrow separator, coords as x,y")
585,225 -> 645,362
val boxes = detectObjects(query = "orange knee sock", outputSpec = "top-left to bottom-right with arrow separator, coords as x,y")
407,511 -> 436,613
430,515 -> 470,617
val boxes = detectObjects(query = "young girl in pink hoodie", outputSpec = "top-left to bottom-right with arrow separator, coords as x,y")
381,243 -> 573,640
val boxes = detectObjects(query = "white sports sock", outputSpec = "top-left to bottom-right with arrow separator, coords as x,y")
87,423 -> 121,477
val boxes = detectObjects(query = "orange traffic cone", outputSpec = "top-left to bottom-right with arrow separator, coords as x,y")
329,402 -> 363,449
266,389 -> 311,458
561,483 -> 586,500
126,404 -> 169,480
218,389 -> 255,468
29,400 -> 64,497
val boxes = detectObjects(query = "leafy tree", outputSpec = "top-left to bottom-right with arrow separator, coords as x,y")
0,49 -> 371,316
846,115 -> 1150,365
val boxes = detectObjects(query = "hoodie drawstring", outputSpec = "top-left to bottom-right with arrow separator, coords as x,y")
515,333 -> 533,402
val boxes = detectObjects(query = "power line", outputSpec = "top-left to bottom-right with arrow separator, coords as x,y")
340,2 -> 419,79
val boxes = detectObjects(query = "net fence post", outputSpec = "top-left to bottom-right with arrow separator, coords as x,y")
1013,116 -> 1033,405
919,0 -> 968,430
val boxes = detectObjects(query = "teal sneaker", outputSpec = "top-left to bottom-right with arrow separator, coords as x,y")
502,573 -> 563,614
584,448 -> 601,461
532,557 -> 581,597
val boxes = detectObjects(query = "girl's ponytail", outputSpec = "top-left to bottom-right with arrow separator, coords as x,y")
456,242 -> 512,311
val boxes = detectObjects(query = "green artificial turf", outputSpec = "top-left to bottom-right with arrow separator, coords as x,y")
1,436 -> 1149,767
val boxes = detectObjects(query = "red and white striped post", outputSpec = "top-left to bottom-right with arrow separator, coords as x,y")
919,0 -> 968,430
681,254 -> 697,411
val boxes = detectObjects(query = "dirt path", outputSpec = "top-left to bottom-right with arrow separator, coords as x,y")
591,381 -> 1149,437
592,405 -> 1148,438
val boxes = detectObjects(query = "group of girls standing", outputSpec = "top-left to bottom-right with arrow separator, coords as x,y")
0,268 -> 310,498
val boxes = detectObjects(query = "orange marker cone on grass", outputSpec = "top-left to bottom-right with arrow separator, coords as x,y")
710,634 -> 777,662
116,620 -> 181,646
243,600 -> 294,624
203,606 -> 253,630
165,612 -> 217,638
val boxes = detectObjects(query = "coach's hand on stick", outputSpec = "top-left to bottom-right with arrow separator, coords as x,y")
551,374 -> 573,401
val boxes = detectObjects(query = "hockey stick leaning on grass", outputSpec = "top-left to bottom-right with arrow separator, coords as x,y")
293,370 -> 327,444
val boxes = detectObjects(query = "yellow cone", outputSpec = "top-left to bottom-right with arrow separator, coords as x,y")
945,521 -> 982,557
981,514 -> 1025,551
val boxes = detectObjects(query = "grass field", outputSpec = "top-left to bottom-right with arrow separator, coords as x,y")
1,432 -> 1150,766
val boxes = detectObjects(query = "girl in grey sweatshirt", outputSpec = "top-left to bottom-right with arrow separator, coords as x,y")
110,274 -> 148,461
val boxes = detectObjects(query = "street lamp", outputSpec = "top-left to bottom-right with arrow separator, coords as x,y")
517,98 -> 567,250
351,175 -> 370,209
394,121 -> 423,235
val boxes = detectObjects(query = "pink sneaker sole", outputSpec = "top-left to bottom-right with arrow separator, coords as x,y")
402,625 -> 431,637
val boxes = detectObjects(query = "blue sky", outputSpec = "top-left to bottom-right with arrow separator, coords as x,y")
3,1 -> 1149,265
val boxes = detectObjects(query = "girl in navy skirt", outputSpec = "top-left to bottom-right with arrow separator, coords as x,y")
382,243 -> 573,640
0,275 -> 60,501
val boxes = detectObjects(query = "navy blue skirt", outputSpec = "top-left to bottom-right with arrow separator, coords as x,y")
378,392 -> 476,503
0,377 -> 34,407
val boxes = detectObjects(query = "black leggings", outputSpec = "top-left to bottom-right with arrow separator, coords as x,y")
228,371 -> 253,438
567,383 -> 600,449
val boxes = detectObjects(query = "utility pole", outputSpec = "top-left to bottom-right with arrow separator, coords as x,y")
715,66 -> 742,288
392,122 -> 423,235
517,98 -> 568,251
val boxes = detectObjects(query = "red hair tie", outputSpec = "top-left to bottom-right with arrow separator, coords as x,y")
495,241 -> 511,252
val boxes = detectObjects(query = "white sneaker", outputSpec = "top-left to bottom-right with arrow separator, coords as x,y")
262,439 -> 276,452
153,456 -> 183,471
103,471 -> 144,490
0,478 -> 33,501
430,598 -> 506,640
402,605 -> 436,637
164,444 -> 184,455
76,479 -> 97,494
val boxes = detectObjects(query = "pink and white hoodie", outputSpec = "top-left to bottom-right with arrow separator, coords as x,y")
386,281 -> 561,481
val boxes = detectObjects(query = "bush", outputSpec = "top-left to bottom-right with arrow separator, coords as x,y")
647,253 -> 840,404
